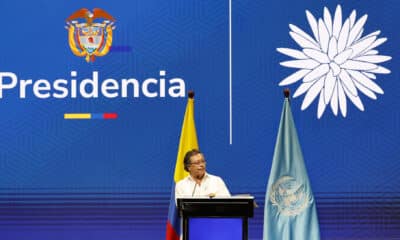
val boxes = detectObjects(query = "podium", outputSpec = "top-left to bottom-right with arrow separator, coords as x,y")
177,197 -> 254,240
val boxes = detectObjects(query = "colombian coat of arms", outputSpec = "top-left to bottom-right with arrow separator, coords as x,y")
65,8 -> 116,62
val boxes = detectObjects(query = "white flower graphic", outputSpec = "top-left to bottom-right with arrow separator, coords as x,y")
278,5 -> 391,118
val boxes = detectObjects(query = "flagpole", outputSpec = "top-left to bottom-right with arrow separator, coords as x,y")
188,90 -> 194,99
283,88 -> 290,98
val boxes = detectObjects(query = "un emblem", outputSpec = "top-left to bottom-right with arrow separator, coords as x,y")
269,176 -> 310,216
65,8 -> 116,62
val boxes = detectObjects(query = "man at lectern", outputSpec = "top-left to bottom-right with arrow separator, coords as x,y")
175,149 -> 230,201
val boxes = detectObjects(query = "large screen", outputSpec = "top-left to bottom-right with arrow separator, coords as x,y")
0,0 -> 399,239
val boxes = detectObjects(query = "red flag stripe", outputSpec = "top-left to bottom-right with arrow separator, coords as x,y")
166,221 -> 180,240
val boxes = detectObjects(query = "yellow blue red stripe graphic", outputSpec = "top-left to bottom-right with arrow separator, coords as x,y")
64,113 -> 118,120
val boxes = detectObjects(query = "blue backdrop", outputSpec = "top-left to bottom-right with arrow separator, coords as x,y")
0,0 -> 399,239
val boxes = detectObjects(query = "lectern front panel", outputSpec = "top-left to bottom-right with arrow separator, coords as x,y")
188,217 -> 242,240
177,198 -> 253,240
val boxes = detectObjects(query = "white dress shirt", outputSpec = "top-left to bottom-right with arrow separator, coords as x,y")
175,173 -> 230,201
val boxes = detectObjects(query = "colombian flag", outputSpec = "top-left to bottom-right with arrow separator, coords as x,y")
166,91 -> 199,240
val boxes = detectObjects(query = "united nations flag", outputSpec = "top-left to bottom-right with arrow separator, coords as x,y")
263,91 -> 320,240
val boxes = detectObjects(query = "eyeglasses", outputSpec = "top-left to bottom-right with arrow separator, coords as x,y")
190,160 -> 206,166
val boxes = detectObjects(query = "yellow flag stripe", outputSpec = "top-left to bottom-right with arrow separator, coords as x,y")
174,98 -> 199,183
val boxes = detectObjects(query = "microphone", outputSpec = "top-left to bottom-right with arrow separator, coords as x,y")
191,183 -> 197,197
